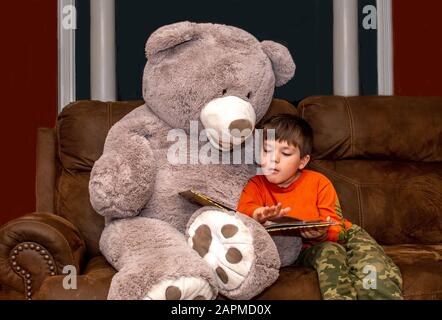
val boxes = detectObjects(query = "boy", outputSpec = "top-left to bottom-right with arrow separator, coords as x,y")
237,114 -> 403,300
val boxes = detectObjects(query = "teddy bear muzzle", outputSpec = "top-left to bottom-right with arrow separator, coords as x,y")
200,95 -> 256,151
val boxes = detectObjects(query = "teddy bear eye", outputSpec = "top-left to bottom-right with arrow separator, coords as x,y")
222,89 -> 227,96
247,92 -> 252,99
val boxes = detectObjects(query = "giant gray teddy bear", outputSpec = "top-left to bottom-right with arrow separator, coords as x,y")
89,21 -> 302,300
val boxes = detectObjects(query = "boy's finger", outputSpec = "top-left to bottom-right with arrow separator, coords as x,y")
315,226 -> 329,233
275,205 -> 281,216
306,232 -> 316,238
274,207 -> 289,219
276,211 -> 285,218
303,231 -> 314,238
264,208 -> 275,219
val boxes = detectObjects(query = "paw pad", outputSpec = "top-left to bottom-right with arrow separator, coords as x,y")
188,210 -> 254,291
221,224 -> 238,238
192,224 -> 212,258
226,247 -> 243,264
165,286 -> 182,300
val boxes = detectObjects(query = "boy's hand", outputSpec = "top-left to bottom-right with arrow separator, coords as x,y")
300,216 -> 331,241
252,203 -> 291,223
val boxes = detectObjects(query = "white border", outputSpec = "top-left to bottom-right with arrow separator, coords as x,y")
57,0 -> 76,112
377,0 -> 394,95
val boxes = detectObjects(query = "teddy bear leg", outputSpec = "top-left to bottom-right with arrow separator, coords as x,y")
186,207 -> 281,299
100,217 -> 218,300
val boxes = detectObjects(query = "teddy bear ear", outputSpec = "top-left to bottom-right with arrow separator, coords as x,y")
261,40 -> 296,87
145,21 -> 199,59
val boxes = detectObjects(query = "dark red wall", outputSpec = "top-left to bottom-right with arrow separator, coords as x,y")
0,1 -> 57,225
393,0 -> 442,95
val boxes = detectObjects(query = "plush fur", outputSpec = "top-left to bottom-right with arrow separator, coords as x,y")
89,21 -> 301,300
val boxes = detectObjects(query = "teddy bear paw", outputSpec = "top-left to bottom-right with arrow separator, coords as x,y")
108,266 -> 216,300
187,208 -> 279,299
143,277 -> 214,300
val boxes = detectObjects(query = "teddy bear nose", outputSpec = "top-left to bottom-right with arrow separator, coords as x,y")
228,119 -> 253,138
200,95 -> 256,151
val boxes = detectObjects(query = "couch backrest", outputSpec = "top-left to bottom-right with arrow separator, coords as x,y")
300,96 -> 442,245
299,96 -> 442,162
45,99 -> 296,258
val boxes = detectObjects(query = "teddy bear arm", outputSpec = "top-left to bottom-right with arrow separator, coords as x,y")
89,119 -> 157,219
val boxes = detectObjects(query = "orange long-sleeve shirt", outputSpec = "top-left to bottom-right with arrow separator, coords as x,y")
237,169 -> 352,244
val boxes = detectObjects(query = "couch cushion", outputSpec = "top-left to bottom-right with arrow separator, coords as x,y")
299,96 -> 442,162
256,98 -> 298,126
256,266 -> 322,299
383,244 -> 442,300
257,244 -> 442,300
308,160 -> 442,245
34,255 -> 115,300
31,245 -> 442,300
57,100 -> 144,172
55,171 -> 103,257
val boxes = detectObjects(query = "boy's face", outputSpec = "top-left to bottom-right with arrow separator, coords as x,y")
260,139 -> 310,186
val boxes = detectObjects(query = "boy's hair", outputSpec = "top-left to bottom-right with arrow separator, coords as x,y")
260,113 -> 313,158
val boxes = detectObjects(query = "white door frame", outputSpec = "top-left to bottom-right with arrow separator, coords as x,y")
333,0 -> 360,96
377,0 -> 394,95
57,0 -> 76,112
90,0 -> 116,101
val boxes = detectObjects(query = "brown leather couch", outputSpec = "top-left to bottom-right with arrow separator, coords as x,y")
0,96 -> 441,300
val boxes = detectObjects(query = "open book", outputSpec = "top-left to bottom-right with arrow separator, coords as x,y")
178,189 -> 338,232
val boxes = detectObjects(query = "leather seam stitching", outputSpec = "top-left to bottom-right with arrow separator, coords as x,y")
344,97 -> 355,157
107,102 -> 112,132
356,185 -> 363,227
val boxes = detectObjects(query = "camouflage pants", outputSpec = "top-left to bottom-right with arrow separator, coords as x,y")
295,224 -> 403,300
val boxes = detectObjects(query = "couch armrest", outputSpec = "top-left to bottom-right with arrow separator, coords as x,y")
34,256 -> 115,300
0,213 -> 86,299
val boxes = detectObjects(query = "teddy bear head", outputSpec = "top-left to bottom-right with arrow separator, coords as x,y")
143,21 -> 295,150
